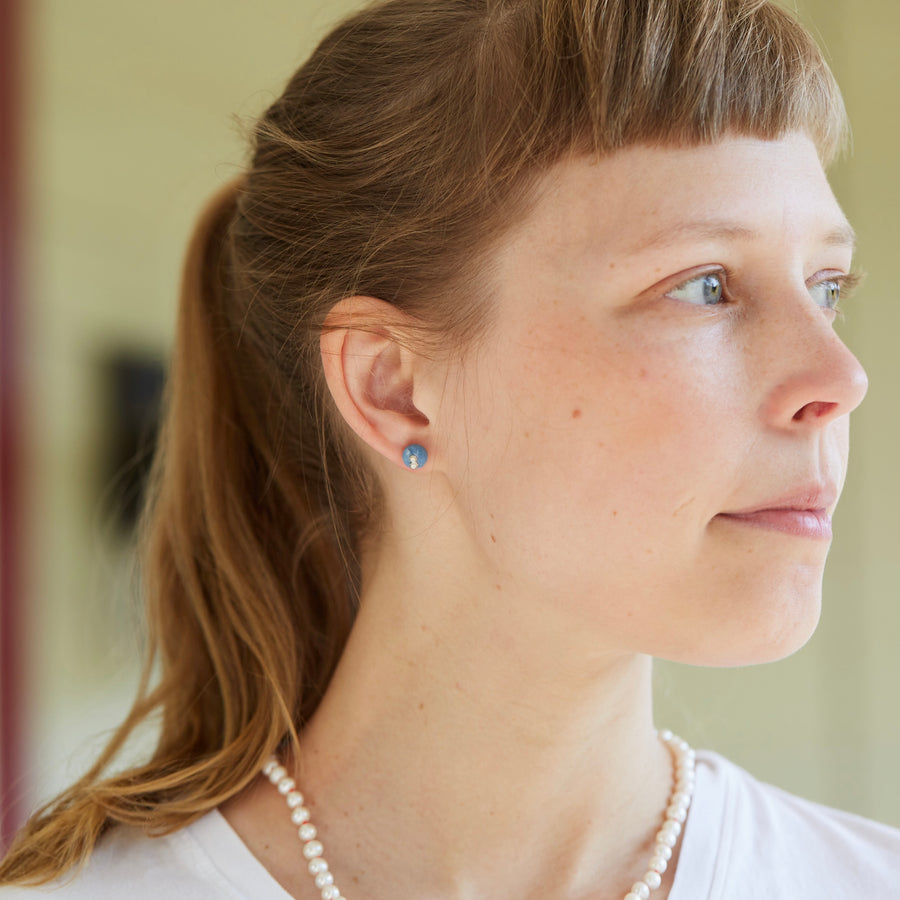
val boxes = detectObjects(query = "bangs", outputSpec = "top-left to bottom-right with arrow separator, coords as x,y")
486,0 -> 848,168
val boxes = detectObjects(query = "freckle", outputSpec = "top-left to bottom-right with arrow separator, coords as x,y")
490,534 -> 497,542
609,263 -> 616,269
495,583 -> 502,591
597,442 -> 605,449
490,512 -> 495,519
524,431 -> 530,438
421,623 -> 428,631
612,510 -> 617,516
572,408 -> 582,419
455,681 -> 463,690
419,702 -> 424,710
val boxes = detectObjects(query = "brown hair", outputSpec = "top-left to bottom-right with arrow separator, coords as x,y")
1,0 -> 846,885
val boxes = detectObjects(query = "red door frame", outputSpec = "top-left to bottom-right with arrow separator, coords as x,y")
0,0 -> 26,852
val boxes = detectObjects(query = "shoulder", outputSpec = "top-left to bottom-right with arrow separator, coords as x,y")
684,749 -> 900,897
0,810 -> 290,900
703,749 -> 900,849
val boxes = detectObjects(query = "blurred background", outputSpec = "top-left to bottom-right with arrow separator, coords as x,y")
1,0 -> 898,850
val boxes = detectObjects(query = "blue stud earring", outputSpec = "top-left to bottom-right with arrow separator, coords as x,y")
402,444 -> 428,470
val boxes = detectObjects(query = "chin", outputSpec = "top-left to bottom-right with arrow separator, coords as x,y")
653,563 -> 826,668
704,584 -> 824,668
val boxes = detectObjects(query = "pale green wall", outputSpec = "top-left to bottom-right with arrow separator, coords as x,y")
19,0 -> 900,827
828,0 -> 900,827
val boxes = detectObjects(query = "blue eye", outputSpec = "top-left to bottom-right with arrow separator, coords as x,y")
667,273 -> 725,306
808,279 -> 841,310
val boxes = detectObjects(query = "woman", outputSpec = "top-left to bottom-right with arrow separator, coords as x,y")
2,0 -> 898,897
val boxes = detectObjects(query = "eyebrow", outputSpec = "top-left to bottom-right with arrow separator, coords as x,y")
633,219 -> 858,254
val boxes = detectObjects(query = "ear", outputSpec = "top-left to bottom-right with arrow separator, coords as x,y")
320,295 -> 432,470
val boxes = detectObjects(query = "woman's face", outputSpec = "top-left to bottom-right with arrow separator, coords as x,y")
435,132 -> 868,667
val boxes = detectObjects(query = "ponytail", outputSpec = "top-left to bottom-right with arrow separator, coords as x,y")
0,176 -> 357,885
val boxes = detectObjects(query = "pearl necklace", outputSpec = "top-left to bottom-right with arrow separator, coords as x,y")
262,728 -> 695,900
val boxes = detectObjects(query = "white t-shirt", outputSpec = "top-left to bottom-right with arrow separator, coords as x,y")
3,749 -> 898,898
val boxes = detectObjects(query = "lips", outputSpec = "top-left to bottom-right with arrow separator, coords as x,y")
716,508 -> 833,539
716,482 -> 838,540
720,482 -> 838,517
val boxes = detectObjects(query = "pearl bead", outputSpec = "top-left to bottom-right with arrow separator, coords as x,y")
630,884 -> 650,899
268,765 -> 287,784
661,820 -> 681,837
644,870 -> 662,889
315,872 -> 335,888
292,806 -> 311,825
299,823 -> 318,841
303,840 -> 324,859
649,856 -> 668,874
278,776 -> 296,794
308,859 -> 329,875
321,887 -> 340,900
286,790 -> 305,808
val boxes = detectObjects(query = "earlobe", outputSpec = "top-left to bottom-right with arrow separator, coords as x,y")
320,296 -> 431,469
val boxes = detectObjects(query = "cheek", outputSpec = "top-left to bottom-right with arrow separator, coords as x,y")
513,322 -> 739,479
460,320 -> 749,574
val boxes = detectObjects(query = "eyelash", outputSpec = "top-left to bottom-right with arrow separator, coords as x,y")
667,268 -> 864,320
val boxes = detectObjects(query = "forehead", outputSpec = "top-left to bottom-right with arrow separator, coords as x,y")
503,133 -> 852,266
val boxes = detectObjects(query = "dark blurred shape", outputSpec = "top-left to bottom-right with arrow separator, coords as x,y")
98,352 -> 166,538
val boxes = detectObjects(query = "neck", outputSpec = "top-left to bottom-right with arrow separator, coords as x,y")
279,546 -> 676,900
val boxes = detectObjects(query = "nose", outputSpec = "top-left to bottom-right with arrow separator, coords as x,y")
758,292 -> 869,430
